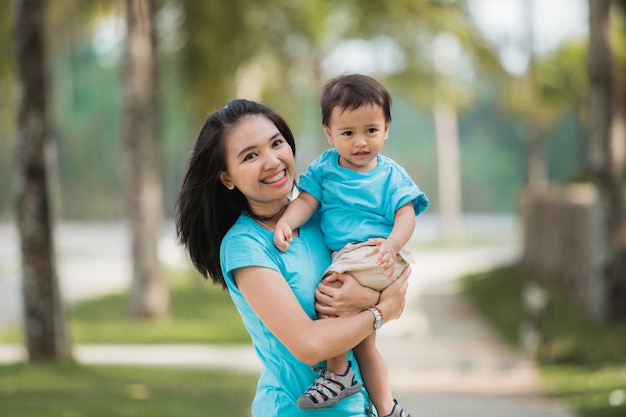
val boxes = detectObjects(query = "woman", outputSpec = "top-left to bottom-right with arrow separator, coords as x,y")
176,99 -> 409,416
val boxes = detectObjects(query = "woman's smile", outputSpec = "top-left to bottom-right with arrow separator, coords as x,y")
262,169 -> 287,185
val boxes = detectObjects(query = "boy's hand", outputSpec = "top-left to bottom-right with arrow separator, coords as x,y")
273,222 -> 292,252
369,238 -> 399,278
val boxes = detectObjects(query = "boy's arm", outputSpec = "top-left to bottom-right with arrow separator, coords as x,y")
274,191 -> 320,251
376,202 -> 416,276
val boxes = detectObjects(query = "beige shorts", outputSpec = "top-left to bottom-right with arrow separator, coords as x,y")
323,241 -> 414,291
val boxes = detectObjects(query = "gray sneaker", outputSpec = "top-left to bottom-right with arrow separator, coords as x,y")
382,399 -> 412,417
297,361 -> 362,409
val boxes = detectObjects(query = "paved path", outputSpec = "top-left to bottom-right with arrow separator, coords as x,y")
0,217 -> 577,416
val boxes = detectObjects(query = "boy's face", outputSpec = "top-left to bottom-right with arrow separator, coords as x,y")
323,104 -> 389,173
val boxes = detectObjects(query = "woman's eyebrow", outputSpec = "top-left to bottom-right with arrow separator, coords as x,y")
237,145 -> 256,158
236,132 -> 282,158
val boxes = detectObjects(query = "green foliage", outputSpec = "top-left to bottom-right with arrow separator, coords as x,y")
0,269 -> 250,345
461,265 -> 626,416
545,113 -> 587,182
0,363 -> 257,417
52,42 -> 125,218
70,269 -> 250,344
542,365 -> 626,417
0,0 -> 591,220
459,265 -> 527,346
500,38 -> 588,135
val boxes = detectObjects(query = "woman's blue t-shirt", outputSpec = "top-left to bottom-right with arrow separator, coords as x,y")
220,213 -> 373,417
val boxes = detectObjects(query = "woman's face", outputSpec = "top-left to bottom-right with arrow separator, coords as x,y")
220,115 -> 295,215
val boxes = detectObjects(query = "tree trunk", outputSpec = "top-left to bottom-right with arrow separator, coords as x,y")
613,0 -> 626,180
587,0 -> 626,321
123,0 -> 168,319
523,0 -> 548,192
433,35 -> 464,239
433,102 -> 464,238
525,123 -> 548,191
14,0 -> 71,361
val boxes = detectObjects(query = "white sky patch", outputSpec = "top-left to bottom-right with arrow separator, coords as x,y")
322,37 -> 405,78
468,0 -> 588,74
91,15 -> 125,67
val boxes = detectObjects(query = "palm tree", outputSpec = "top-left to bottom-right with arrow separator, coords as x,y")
15,0 -> 70,361
123,0 -> 168,319
587,0 -> 626,320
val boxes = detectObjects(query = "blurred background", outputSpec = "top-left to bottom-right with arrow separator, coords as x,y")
2,1 -> 626,416
0,0 -> 590,220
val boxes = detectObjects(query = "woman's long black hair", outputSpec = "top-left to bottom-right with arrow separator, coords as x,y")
175,99 -> 296,289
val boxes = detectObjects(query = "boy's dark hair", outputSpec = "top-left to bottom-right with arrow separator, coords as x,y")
321,74 -> 392,127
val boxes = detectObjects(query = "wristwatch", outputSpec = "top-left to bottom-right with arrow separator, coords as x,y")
367,306 -> 383,330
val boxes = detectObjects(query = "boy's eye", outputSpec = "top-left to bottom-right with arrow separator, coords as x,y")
367,128 -> 377,134
342,131 -> 353,137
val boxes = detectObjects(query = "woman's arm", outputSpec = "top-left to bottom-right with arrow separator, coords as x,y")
315,266 -> 412,317
234,265 -> 408,366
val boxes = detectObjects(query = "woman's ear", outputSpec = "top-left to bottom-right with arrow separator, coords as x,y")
220,171 -> 235,190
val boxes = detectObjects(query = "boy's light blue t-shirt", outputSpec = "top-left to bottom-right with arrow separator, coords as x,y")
220,213 -> 373,417
299,149 -> 429,251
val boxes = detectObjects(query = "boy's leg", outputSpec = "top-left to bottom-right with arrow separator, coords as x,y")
326,351 -> 349,375
353,332 -> 395,416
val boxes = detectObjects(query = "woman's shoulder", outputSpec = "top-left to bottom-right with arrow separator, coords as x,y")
220,215 -> 280,279
222,214 -> 270,247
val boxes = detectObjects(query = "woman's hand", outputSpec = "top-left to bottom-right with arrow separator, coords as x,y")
376,265 -> 411,324
314,273 -> 379,318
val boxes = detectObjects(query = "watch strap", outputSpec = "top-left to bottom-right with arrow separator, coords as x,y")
367,306 -> 383,330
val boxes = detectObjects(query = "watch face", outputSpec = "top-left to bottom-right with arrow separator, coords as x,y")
375,317 -> 382,330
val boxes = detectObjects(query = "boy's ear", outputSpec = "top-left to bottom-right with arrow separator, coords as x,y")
384,122 -> 390,140
220,171 -> 235,190
323,125 -> 334,144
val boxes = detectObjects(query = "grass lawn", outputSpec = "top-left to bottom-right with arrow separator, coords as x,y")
1,269 -> 250,345
0,269 -> 258,416
0,363 -> 257,417
461,265 -> 626,417
4,263 -> 626,416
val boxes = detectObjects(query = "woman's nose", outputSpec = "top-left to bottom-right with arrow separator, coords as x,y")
264,151 -> 281,168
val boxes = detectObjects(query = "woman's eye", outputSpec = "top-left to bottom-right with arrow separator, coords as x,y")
243,152 -> 257,161
272,138 -> 284,147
